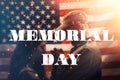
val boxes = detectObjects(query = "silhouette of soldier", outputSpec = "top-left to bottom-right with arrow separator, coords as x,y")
50,11 -> 101,80
7,41 -> 47,80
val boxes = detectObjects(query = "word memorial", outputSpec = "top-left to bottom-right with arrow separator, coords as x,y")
9,30 -> 114,41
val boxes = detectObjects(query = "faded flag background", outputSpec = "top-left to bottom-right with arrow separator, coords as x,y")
0,0 -> 120,80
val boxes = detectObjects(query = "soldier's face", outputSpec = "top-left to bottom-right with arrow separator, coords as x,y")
77,21 -> 84,30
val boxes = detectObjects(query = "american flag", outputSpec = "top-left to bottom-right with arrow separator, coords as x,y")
0,0 -> 60,43
0,0 -> 120,80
